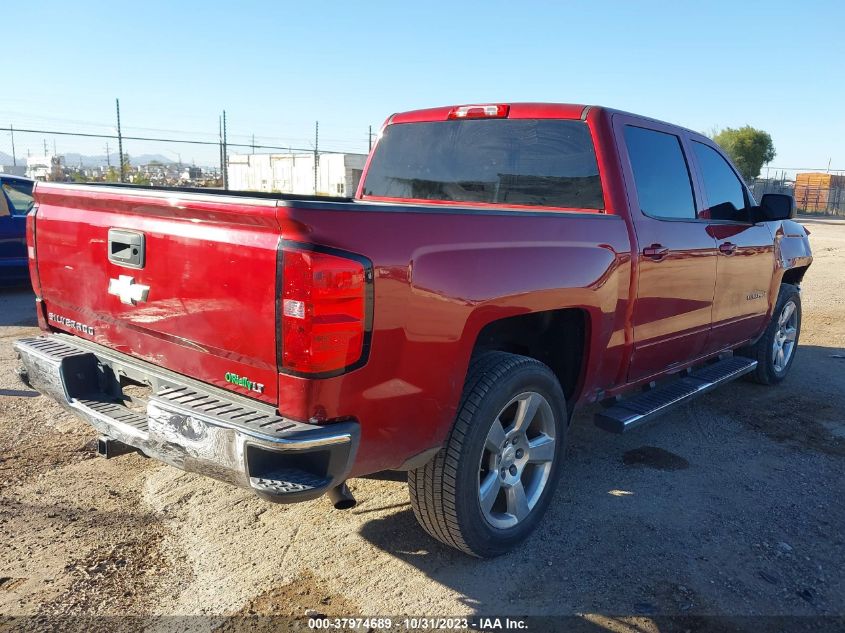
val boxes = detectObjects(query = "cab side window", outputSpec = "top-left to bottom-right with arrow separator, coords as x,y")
624,126 -> 696,220
2,181 -> 34,216
691,142 -> 748,221
0,189 -> 9,218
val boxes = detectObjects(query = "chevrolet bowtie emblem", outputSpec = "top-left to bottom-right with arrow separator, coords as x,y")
108,275 -> 150,305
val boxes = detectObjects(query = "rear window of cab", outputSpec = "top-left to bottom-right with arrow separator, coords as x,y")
361,119 -> 603,210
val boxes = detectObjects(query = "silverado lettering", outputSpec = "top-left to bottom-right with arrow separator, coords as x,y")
17,103 -> 812,557
47,312 -> 94,336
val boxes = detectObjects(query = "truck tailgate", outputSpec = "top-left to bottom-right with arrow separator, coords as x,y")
32,184 -> 281,405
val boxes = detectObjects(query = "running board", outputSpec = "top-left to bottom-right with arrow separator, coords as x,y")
594,356 -> 757,433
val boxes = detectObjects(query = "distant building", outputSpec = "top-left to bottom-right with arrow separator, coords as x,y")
227,152 -> 367,196
181,166 -> 203,181
26,154 -> 64,181
0,165 -> 26,177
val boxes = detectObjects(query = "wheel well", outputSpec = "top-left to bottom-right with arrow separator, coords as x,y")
472,309 -> 587,404
782,266 -> 809,287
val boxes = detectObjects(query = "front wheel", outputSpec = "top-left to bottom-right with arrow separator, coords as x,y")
740,283 -> 802,385
408,352 -> 568,557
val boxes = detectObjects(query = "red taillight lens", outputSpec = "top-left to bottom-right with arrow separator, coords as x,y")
26,205 -> 42,296
281,247 -> 370,375
447,104 -> 509,119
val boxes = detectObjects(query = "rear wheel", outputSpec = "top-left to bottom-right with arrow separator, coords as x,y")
408,352 -> 568,557
740,283 -> 801,385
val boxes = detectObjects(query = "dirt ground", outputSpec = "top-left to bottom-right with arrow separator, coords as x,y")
1,219 -> 843,630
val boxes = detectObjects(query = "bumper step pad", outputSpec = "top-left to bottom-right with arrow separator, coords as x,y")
250,468 -> 331,496
595,355 -> 757,433
14,335 -> 359,503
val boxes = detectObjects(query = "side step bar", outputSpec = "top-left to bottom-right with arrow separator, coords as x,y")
595,356 -> 757,433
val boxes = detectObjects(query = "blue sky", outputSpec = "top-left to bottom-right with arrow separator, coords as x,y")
3,0 -> 843,175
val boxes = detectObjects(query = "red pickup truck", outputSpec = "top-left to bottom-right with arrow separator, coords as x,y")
16,103 -> 812,557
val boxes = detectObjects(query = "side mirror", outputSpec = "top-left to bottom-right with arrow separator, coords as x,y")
757,193 -> 795,221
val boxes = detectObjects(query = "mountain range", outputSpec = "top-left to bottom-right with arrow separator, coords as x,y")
0,151 -> 176,168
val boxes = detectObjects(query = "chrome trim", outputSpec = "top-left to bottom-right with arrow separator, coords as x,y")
14,335 -> 358,502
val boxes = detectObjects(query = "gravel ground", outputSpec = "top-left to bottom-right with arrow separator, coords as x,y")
0,219 -> 843,630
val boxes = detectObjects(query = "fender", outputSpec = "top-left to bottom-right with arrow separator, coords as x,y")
409,238 -> 630,415
769,219 -> 813,314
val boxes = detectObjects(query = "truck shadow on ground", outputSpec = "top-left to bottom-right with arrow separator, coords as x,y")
0,287 -> 36,327
358,344 -> 845,619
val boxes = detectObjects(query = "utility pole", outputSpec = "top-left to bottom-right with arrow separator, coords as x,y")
9,124 -> 16,166
105,142 -> 111,168
116,98 -> 125,183
222,110 -> 228,190
368,125 -> 373,152
314,121 -> 319,195
43,139 -> 48,155
218,116 -> 223,184
251,133 -> 255,155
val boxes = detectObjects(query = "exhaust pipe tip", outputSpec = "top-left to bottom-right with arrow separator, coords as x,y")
327,482 -> 356,510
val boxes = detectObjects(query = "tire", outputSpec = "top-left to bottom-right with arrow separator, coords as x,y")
739,283 -> 801,385
408,352 -> 568,558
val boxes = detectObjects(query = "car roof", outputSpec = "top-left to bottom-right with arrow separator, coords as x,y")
389,103 -> 589,124
0,174 -> 34,184
387,103 -> 703,138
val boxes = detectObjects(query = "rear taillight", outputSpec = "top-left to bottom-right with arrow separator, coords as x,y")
447,104 -> 509,119
26,205 -> 42,296
281,245 -> 371,376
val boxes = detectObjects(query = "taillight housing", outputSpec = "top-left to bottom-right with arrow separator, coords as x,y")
26,205 -> 42,297
281,244 -> 372,377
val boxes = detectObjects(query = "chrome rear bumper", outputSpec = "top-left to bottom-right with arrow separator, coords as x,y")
15,334 -> 358,503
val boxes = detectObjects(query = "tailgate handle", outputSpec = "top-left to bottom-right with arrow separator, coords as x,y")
108,229 -> 145,269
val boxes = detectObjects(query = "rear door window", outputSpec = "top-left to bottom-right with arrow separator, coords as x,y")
362,119 -> 603,209
624,126 -> 696,220
1,180 -> 34,216
691,141 -> 749,220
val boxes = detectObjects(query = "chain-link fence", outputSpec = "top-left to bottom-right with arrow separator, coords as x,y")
1,113 -> 372,194
793,185 -> 845,215
752,177 -> 845,216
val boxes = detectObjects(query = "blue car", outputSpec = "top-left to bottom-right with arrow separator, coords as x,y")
0,175 -> 34,286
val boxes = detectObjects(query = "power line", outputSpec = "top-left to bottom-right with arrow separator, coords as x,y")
764,166 -> 845,173
0,125 -> 343,154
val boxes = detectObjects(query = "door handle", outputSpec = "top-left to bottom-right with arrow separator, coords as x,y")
642,244 -> 669,261
719,242 -> 737,255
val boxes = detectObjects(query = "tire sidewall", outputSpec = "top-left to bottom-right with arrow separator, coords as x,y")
454,361 -> 568,555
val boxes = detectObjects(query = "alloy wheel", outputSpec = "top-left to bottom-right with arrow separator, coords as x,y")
478,391 -> 556,529
772,299 -> 798,373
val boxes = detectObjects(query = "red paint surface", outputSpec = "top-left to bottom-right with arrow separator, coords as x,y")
30,104 -> 812,476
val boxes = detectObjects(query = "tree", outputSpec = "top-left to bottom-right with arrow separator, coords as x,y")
711,126 -> 775,181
